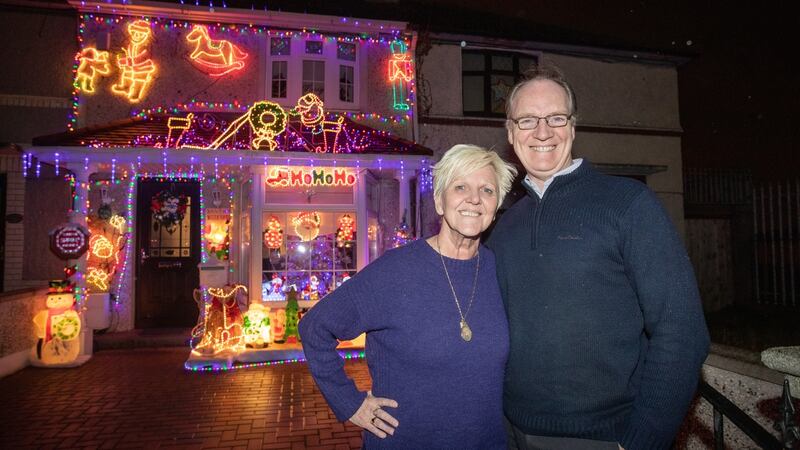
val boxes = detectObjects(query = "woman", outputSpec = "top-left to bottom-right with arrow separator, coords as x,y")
299,144 -> 517,449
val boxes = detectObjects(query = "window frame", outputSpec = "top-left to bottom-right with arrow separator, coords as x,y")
461,50 -> 538,118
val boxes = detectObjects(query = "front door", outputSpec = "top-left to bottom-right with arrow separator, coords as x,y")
135,179 -> 201,328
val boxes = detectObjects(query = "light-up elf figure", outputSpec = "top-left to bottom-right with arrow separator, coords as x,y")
31,280 -> 82,366
388,40 -> 413,110
112,20 -> 156,103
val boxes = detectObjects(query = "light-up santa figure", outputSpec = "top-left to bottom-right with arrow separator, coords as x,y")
31,280 -> 81,366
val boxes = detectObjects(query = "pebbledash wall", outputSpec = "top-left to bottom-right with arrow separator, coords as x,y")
417,37 -> 688,236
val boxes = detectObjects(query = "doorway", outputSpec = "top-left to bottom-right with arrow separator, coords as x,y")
135,179 -> 201,328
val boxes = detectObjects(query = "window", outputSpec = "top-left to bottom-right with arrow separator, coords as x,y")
262,211 -> 357,302
337,42 -> 356,61
305,40 -> 323,55
271,61 -> 288,98
302,60 -> 325,98
270,37 -> 291,56
339,65 -> 354,103
462,50 -> 537,116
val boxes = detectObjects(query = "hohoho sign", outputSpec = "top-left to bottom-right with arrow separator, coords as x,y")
49,223 -> 91,260
265,167 -> 356,188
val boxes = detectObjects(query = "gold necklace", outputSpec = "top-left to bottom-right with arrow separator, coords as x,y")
436,238 -> 480,342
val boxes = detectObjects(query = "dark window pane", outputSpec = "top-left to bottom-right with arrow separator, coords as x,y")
337,42 -> 356,61
270,37 -> 291,56
339,65 -> 354,102
492,55 -> 513,71
305,40 -> 323,55
462,52 -> 485,71
303,60 -> 325,98
462,75 -> 485,112
271,61 -> 287,98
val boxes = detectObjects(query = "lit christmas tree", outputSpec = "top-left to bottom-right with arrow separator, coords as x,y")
392,210 -> 413,248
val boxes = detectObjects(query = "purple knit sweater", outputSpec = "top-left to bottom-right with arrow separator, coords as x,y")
299,238 -> 508,449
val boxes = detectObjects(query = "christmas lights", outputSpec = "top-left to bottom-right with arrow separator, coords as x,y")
186,25 -> 248,77
265,166 -> 356,187
191,284 -> 247,355
292,211 -> 321,241
75,47 -> 111,93
166,113 -> 194,148
263,215 -> 283,249
111,20 -> 156,103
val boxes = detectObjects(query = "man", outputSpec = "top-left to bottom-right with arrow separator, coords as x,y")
487,65 -> 710,450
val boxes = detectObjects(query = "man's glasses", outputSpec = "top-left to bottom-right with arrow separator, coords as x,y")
509,114 -> 572,130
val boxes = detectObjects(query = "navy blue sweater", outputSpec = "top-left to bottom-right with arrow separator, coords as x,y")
299,239 -> 508,449
487,161 -> 709,450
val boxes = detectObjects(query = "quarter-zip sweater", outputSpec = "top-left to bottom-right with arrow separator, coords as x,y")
487,161 -> 709,450
299,239 -> 508,449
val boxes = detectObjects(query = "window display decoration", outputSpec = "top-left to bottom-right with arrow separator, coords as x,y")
191,284 -> 247,356
388,40 -> 413,110
111,20 -> 156,103
292,211 -> 322,241
264,216 -> 283,250
150,190 -> 188,233
186,25 -> 249,77
336,214 -> 355,247
264,274 -> 286,301
31,280 -> 82,366
75,47 -> 111,93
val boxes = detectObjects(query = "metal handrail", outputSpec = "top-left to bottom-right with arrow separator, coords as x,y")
697,380 -> 785,449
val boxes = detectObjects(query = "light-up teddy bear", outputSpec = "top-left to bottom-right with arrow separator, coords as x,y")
31,280 -> 81,366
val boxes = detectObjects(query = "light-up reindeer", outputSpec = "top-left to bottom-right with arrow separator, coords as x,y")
111,20 -> 156,103
75,47 -> 110,93
186,25 -> 248,77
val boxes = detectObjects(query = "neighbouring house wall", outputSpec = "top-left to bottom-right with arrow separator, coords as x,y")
418,43 -> 687,236
0,6 -> 77,144
0,287 -> 47,361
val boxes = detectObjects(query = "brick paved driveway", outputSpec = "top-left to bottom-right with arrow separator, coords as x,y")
0,348 -> 371,449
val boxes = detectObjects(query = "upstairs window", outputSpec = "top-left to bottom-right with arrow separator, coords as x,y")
462,50 -> 537,117
302,60 -> 326,98
339,65 -> 354,103
272,61 -> 288,98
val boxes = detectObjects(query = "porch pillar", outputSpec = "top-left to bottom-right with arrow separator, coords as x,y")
396,168 -> 410,227
356,169 -> 368,271
249,167 -> 264,303
67,162 -> 94,355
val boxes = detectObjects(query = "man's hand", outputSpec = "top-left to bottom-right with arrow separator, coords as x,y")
349,390 -> 399,438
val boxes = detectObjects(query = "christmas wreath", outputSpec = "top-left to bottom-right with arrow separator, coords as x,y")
150,190 -> 188,230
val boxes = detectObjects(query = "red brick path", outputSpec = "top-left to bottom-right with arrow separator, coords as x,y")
0,348 -> 371,449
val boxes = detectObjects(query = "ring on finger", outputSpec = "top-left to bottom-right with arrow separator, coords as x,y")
371,416 -> 379,425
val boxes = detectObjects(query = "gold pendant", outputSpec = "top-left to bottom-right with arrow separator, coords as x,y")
460,320 -> 472,342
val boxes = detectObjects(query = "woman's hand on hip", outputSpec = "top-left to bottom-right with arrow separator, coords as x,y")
349,390 -> 399,438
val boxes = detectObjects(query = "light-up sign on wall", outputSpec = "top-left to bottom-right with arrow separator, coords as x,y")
265,167 -> 356,187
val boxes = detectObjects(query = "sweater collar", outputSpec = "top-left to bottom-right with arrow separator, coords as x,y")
522,158 -> 595,199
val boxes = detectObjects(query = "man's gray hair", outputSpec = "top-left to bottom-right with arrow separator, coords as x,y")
505,64 -> 578,124
433,144 -> 518,211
